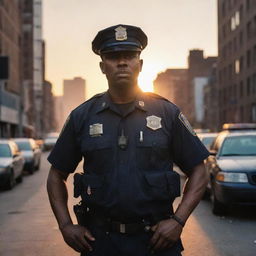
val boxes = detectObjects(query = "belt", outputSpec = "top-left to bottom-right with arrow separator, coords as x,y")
86,214 -> 153,234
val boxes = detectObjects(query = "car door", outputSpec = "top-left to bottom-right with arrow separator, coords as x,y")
31,139 -> 40,166
9,143 -> 19,178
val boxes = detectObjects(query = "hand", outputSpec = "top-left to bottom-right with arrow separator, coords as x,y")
60,224 -> 95,253
150,218 -> 183,251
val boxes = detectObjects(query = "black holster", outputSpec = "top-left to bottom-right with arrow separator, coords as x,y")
73,203 -> 88,227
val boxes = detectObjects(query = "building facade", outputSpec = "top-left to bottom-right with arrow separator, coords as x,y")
22,0 -> 44,137
154,50 -> 217,129
217,0 -> 256,126
153,69 -> 188,113
186,50 -> 217,126
63,77 -> 86,120
0,0 -> 23,137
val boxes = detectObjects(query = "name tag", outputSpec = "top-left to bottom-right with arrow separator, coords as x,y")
89,123 -> 103,137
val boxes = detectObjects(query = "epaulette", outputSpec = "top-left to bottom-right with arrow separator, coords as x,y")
84,91 -> 106,103
144,92 -> 170,102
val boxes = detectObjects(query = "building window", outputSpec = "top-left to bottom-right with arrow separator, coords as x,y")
229,41 -> 232,56
240,81 -> 244,97
235,11 -> 240,26
240,56 -> 244,72
247,0 -> 251,11
219,70 -> 222,83
234,84 -> 237,98
252,105 -> 256,122
240,106 -> 244,122
240,4 -> 244,20
223,67 -> 227,81
231,17 -> 236,31
222,1 -> 226,16
239,31 -> 243,46
222,46 -> 226,60
222,24 -> 226,38
235,59 -> 240,74
231,11 -> 240,31
247,49 -> 251,68
247,76 -> 251,95
233,37 -> 237,52
229,64 -> 232,78
253,73 -> 256,94
254,16 -> 256,36
247,21 -> 252,39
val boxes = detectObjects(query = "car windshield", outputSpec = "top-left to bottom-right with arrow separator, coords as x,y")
220,135 -> 256,156
46,136 -> 58,140
0,144 -> 11,157
15,141 -> 32,151
202,136 -> 216,149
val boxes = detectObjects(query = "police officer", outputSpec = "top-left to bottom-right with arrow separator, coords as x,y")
47,24 -> 209,256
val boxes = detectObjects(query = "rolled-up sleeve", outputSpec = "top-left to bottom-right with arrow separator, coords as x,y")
47,113 -> 82,173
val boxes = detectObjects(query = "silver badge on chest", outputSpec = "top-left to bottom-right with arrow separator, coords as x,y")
146,115 -> 162,130
89,123 -> 103,137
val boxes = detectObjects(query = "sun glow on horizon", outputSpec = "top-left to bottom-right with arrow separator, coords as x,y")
138,63 -> 163,92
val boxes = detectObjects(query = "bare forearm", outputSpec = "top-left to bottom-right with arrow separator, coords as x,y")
47,167 -> 73,229
174,162 -> 208,225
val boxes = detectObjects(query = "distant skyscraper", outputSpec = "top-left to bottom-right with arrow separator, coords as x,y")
63,77 -> 86,120
154,69 -> 188,113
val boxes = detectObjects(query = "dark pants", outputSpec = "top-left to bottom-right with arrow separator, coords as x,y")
81,226 -> 183,256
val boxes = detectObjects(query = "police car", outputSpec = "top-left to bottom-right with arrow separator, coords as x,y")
205,123 -> 256,215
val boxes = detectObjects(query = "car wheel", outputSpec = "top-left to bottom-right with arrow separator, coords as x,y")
16,174 -> 23,183
35,159 -> 41,170
6,170 -> 15,190
210,188 -> 227,215
28,164 -> 35,175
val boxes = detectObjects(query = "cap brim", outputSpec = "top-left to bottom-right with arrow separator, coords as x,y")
101,45 -> 142,54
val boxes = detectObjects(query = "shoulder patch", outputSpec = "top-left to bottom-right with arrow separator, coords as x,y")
178,112 -> 196,136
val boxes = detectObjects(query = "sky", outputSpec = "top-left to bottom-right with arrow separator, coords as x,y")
43,0 -> 218,98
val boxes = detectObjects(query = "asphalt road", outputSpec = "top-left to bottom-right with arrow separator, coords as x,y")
0,152 -> 255,256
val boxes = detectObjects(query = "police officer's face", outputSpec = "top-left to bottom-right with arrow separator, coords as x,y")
100,51 -> 143,88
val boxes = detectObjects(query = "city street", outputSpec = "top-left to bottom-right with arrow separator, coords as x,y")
0,152 -> 255,256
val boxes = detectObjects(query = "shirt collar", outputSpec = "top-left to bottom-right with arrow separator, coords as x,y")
95,89 -> 148,114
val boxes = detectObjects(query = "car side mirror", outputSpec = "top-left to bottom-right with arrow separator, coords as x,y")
209,150 -> 217,156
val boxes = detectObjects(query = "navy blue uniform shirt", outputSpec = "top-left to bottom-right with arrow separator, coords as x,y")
48,90 -> 209,221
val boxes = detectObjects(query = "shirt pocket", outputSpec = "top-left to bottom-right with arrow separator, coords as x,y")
82,136 -> 114,174
136,135 -> 170,170
81,173 -> 107,208
144,171 -> 180,202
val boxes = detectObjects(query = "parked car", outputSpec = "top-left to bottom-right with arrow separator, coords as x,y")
13,138 -> 41,174
0,139 -> 25,190
43,132 -> 59,151
198,132 -> 218,150
205,123 -> 256,215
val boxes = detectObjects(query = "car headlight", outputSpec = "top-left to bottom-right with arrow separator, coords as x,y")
216,172 -> 248,183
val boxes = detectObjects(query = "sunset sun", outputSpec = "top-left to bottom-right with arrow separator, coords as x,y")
138,62 -> 162,92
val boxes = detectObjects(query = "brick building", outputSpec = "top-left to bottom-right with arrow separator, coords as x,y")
0,0 -> 23,137
217,0 -> 256,126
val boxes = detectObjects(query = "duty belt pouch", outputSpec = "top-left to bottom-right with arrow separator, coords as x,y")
167,171 -> 181,200
73,172 -> 84,198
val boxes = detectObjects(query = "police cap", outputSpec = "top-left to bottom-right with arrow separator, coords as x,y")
92,24 -> 148,55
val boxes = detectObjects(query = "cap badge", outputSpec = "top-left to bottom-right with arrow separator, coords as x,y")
146,115 -> 162,130
115,26 -> 127,41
